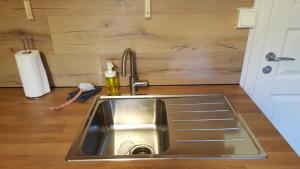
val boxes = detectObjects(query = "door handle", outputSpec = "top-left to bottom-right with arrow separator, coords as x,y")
266,52 -> 296,61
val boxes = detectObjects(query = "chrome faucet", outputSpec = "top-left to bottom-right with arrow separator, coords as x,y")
121,48 -> 148,95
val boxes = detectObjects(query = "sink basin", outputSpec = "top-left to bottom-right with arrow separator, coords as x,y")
81,99 -> 169,156
66,94 -> 266,161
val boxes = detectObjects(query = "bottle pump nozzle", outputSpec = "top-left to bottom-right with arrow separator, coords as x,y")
105,62 -> 116,78
107,62 -> 113,72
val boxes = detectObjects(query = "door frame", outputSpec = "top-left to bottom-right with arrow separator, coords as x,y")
240,0 -> 275,97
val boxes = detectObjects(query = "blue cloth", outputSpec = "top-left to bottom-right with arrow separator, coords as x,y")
67,86 -> 101,103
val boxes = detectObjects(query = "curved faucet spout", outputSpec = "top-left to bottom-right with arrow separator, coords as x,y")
121,48 -> 136,77
121,48 -> 148,95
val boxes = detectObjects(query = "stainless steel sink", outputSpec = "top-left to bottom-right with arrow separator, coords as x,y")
66,94 -> 266,161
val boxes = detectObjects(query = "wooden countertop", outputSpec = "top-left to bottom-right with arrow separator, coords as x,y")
0,85 -> 299,169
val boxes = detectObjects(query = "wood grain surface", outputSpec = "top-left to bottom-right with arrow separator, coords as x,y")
0,0 -> 252,87
0,86 -> 299,169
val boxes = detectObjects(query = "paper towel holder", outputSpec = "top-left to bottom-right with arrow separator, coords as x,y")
15,34 -> 52,100
20,33 -> 32,54
15,50 -> 52,100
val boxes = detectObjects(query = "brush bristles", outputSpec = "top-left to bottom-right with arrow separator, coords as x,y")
78,83 -> 95,91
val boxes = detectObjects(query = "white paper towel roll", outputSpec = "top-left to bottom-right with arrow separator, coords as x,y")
15,50 -> 51,98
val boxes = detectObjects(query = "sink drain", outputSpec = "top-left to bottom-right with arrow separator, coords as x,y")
130,145 -> 153,155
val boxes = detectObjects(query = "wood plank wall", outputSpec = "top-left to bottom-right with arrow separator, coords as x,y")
0,0 -> 253,87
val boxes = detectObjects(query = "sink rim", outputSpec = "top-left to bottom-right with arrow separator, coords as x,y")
65,94 -> 267,162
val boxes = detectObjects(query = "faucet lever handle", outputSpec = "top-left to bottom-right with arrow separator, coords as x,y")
134,80 -> 148,87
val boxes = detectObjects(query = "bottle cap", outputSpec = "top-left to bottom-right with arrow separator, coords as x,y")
105,62 -> 116,78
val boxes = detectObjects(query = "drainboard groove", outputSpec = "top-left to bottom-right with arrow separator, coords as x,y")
172,118 -> 234,122
175,138 -> 245,142
171,110 -> 230,113
175,128 -> 240,131
168,102 -> 225,106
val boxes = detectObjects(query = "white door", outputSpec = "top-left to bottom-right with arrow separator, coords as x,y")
251,0 -> 300,156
